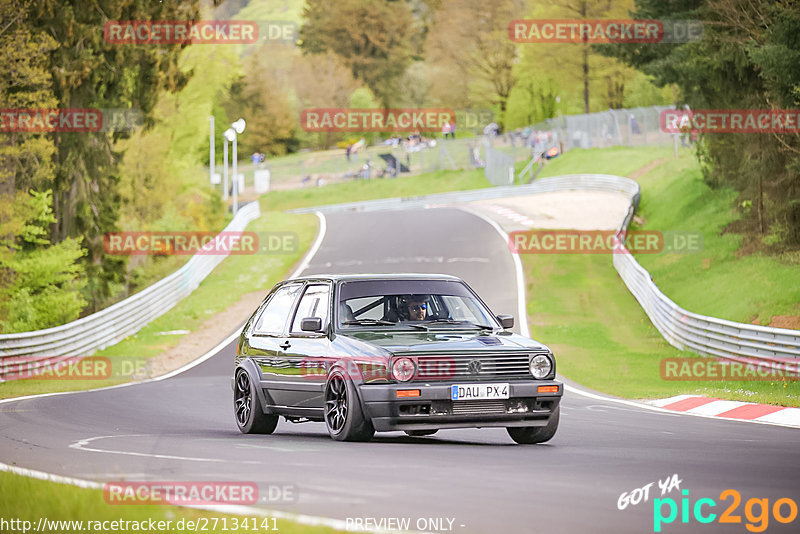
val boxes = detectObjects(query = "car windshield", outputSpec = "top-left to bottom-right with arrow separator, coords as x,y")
337,279 -> 496,330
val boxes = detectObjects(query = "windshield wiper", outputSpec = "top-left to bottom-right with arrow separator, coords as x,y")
342,319 -> 396,326
411,319 -> 494,330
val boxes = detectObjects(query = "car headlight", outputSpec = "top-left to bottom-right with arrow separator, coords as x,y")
392,357 -> 416,382
529,354 -> 552,379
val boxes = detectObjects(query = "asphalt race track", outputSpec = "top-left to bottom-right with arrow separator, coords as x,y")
1,207 -> 798,533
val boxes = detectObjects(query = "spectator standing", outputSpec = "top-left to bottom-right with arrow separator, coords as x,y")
351,137 -> 366,163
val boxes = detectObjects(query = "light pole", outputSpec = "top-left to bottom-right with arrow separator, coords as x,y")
208,116 -> 215,186
223,129 -> 231,201
227,118 -> 246,216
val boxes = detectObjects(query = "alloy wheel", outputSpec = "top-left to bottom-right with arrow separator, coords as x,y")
234,370 -> 251,427
325,374 -> 348,433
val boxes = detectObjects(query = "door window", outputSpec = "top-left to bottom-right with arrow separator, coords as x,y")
253,283 -> 303,335
291,284 -> 331,333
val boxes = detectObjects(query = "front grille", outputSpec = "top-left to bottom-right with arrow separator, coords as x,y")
451,400 -> 508,415
414,353 -> 539,381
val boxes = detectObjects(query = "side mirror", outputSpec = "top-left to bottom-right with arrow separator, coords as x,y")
300,317 -> 323,332
496,314 -> 514,329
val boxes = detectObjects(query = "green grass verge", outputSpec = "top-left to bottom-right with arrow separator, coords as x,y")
527,253 -> 800,406
234,135 -> 491,188
537,145 -> 675,178
631,155 -> 800,324
0,212 -> 318,400
0,471 -> 338,534
260,168 -> 491,211
522,145 -> 800,407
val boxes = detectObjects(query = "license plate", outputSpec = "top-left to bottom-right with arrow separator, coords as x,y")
451,383 -> 509,401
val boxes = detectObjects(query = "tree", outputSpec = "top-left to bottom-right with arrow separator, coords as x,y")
290,51 -> 361,149
0,0 -> 57,197
505,75 -> 560,129
602,0 -> 800,248
0,190 -> 86,332
424,0 -> 522,128
227,46 -> 300,157
299,0 -> 418,107
25,0 -> 202,309
520,0 -> 640,114
0,0 -> 83,332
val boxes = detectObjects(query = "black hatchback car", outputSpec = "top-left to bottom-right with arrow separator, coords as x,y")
233,274 -> 562,443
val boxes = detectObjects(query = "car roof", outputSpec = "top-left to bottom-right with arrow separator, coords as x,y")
288,273 -> 464,283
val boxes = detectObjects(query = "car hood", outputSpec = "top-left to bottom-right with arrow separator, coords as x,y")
337,330 -> 549,355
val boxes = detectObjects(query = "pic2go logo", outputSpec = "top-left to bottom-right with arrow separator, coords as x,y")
653,489 -> 798,532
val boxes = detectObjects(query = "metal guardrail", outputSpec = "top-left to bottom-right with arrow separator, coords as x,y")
577,175 -> 799,366
613,249 -> 800,367
0,202 -> 261,375
601,179 -> 800,367
293,173 -> 799,365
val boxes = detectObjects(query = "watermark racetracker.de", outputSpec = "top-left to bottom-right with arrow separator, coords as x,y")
104,20 -> 258,44
1,108 -> 142,132
103,231 -> 298,255
296,356 -> 458,382
103,481 -> 259,506
102,481 -> 296,508
0,356 -> 112,381
103,19 -> 299,45
509,19 -> 703,43
0,355 -> 181,382
660,358 -> 800,381
661,109 -> 800,134
508,230 -> 703,254
300,108 -> 457,133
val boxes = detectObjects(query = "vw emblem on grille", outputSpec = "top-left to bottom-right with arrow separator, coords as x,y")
467,359 -> 482,375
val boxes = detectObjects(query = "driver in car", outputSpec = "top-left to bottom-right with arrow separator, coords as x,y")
401,294 -> 431,321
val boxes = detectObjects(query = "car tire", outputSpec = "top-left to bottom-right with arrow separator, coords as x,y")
506,404 -> 559,444
324,370 -> 375,442
234,368 -> 279,434
404,430 -> 438,437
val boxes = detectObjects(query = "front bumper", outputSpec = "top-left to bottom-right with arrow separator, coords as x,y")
359,380 -> 562,432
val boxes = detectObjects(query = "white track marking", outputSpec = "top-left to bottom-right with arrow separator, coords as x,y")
0,462 -> 101,489
757,408 -> 800,426
290,211 -> 326,278
686,400 -> 748,416
457,207 -> 529,338
585,404 -> 679,416
310,255 -> 489,269
648,394 -> 699,407
483,205 -> 536,227
68,435 -> 263,464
